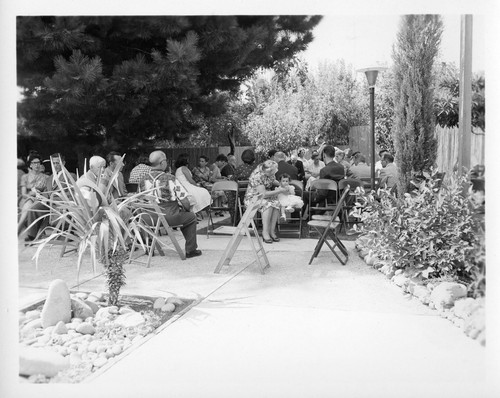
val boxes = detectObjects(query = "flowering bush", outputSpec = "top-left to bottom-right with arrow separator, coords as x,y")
352,170 -> 485,297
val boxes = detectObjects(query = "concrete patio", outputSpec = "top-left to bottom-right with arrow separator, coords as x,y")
12,222 -> 493,398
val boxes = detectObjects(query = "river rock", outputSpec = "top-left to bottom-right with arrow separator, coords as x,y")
71,298 -> 94,320
111,345 -> 122,355
93,356 -> 108,368
69,352 -> 82,365
453,297 -> 480,320
19,312 -> 27,325
413,285 -> 431,304
364,254 -> 376,266
430,282 -> 467,311
119,306 -> 135,315
108,306 -> 119,314
392,274 -> 408,288
161,303 -> 175,313
84,300 -> 100,314
21,318 -> 43,337
464,307 -> 485,337
73,292 -> 89,300
87,291 -> 104,302
166,296 -> 184,306
52,321 -> 68,335
25,310 -> 41,321
114,312 -> 146,328
379,264 -> 395,278
19,346 -> 70,377
41,279 -> 72,328
153,297 -> 166,309
95,307 -> 114,320
76,322 -> 95,335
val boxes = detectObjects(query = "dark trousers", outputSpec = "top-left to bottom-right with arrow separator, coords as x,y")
160,208 -> 198,254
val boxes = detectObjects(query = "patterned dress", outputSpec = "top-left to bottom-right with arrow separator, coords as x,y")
244,166 -> 280,211
234,163 -> 255,181
19,171 -> 48,207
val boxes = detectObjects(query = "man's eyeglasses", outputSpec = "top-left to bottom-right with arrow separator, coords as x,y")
31,161 -> 41,165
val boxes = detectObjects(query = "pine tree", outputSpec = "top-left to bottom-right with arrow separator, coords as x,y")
392,15 -> 443,193
17,16 -> 322,154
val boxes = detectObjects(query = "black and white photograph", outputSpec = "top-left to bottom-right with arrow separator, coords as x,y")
2,0 -> 499,397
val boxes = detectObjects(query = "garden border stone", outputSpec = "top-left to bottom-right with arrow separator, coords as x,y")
354,237 -> 485,346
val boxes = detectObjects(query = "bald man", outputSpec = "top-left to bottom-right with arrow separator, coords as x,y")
140,150 -> 201,258
76,156 -> 108,210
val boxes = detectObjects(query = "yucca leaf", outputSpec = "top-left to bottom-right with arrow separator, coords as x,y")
104,155 -> 126,200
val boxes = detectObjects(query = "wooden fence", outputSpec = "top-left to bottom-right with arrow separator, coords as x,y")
349,125 -> 377,165
349,125 -> 485,175
435,126 -> 485,174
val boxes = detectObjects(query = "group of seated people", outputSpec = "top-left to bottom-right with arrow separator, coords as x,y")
17,144 -> 399,257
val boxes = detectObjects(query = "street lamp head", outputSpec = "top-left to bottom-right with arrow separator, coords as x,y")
357,66 -> 388,88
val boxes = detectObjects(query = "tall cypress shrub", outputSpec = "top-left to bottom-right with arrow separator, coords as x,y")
392,15 -> 443,193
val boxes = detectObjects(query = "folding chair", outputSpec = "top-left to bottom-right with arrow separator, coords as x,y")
277,179 -> 304,239
337,178 -> 363,233
305,179 -> 338,226
307,187 -> 350,265
214,194 -> 270,274
206,180 -> 241,237
128,197 -> 186,267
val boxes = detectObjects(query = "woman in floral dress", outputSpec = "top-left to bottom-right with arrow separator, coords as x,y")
244,160 -> 289,244
18,155 -> 48,235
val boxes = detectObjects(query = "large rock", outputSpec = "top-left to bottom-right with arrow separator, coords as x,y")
464,306 -> 485,338
52,321 -> 68,335
84,300 -> 100,314
430,282 -> 467,311
25,310 -> 41,321
114,312 -> 145,328
71,298 -> 94,320
41,280 -> 72,328
412,285 -> 431,304
392,274 -> 409,288
21,318 -> 43,337
19,347 -> 70,377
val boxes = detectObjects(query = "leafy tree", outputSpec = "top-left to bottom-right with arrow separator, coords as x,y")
392,15 -> 443,193
374,69 -> 396,154
433,62 -> 485,131
243,60 -> 368,154
17,15 -> 322,153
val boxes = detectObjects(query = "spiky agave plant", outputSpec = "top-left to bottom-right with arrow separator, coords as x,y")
27,156 -> 157,306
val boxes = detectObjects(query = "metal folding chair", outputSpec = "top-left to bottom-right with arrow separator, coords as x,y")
307,187 -> 350,265
277,179 -> 304,239
304,179 -> 339,235
206,180 -> 240,237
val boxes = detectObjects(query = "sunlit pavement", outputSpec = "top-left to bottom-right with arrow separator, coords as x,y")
14,221 -> 493,398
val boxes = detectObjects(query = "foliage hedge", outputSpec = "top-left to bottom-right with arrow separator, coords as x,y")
352,170 -> 485,298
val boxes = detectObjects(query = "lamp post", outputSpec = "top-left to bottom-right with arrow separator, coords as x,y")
357,67 -> 387,190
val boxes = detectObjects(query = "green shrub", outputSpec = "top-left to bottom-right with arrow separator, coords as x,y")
352,170 -> 484,296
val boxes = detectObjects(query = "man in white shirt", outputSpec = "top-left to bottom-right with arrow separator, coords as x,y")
305,151 -> 325,190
